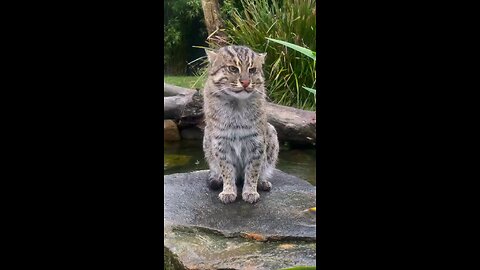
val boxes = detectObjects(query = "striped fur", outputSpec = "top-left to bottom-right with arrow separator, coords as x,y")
203,45 -> 279,204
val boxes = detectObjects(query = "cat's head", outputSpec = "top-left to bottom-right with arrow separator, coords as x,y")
205,45 -> 266,99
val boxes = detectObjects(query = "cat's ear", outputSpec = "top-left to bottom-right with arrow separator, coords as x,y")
257,53 -> 267,64
205,49 -> 218,63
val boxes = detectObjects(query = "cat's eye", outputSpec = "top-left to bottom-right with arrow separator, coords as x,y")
249,68 -> 257,74
227,66 -> 239,73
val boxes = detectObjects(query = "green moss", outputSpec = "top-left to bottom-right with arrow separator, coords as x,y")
164,247 -> 186,270
164,154 -> 192,170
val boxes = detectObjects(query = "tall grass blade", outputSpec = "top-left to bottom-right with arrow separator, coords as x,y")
266,38 -> 316,60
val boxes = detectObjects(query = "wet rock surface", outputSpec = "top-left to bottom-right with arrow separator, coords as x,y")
164,169 -> 316,270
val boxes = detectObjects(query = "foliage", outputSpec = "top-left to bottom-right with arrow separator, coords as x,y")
219,0 -> 244,22
266,37 -> 316,97
266,38 -> 316,61
164,0 -> 207,75
181,1 -> 241,83
163,0 -> 241,76
224,0 -> 316,110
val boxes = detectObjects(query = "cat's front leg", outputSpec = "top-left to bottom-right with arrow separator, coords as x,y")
212,140 -> 237,203
204,130 -> 224,190
242,159 -> 262,203
218,159 -> 237,203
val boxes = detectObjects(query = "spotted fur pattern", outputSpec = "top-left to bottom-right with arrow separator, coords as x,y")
202,45 -> 279,204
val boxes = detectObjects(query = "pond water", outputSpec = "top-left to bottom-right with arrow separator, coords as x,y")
164,140 -> 316,186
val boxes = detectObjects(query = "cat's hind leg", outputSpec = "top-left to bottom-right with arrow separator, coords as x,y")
258,165 -> 273,191
258,124 -> 279,191
208,170 -> 223,190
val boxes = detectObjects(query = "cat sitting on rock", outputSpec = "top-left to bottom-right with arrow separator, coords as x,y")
202,45 -> 279,204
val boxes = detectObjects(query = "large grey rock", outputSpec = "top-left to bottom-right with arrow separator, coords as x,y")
164,169 -> 316,270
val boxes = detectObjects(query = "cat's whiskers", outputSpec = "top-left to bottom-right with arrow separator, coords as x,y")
252,87 -> 267,99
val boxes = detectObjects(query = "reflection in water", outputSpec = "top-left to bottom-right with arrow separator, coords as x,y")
164,140 -> 316,186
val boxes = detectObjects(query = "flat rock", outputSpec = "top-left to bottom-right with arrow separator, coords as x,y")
164,169 -> 316,269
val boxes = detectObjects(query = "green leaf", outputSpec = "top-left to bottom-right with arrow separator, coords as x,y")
266,37 -> 316,60
302,86 -> 316,95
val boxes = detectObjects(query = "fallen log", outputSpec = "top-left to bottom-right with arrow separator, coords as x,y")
164,82 -> 197,96
265,103 -> 316,145
163,83 -> 316,145
164,87 -> 204,127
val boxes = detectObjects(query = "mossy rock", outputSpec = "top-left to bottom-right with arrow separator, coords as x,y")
164,154 -> 192,170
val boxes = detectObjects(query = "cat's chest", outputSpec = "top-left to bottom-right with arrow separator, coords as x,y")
217,113 -> 259,141
222,127 -> 261,160
231,140 -> 244,160
215,109 -> 253,129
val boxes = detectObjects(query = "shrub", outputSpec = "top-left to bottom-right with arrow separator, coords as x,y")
224,0 -> 316,110
266,37 -> 316,98
164,0 -> 206,75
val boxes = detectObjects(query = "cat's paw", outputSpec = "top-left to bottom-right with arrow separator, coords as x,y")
219,191 -> 237,204
257,180 -> 272,191
208,176 -> 223,190
242,191 -> 260,204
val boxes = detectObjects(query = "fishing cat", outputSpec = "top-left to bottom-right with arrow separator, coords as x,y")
202,45 -> 279,204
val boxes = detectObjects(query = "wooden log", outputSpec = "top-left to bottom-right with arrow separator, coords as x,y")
265,103 -> 316,145
163,83 -> 316,145
164,95 -> 192,119
164,83 -> 197,96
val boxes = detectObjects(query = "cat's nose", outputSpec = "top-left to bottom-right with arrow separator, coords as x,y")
240,79 -> 250,88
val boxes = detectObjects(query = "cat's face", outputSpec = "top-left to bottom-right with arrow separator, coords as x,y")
206,46 -> 266,99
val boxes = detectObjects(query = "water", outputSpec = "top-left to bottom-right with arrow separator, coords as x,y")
164,140 -> 316,186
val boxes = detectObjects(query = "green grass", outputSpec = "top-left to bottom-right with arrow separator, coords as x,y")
164,76 -> 206,89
